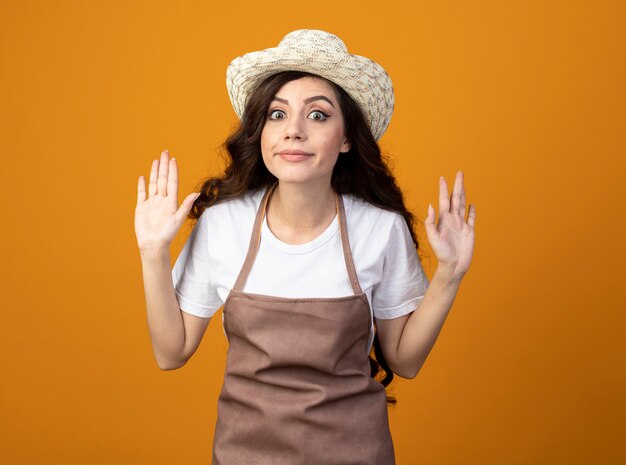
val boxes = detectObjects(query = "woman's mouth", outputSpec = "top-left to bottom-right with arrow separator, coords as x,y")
278,150 -> 313,162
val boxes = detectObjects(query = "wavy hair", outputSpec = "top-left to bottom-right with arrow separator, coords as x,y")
189,70 -> 423,404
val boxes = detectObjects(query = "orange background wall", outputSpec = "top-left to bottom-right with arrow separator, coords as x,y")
1,1 -> 624,463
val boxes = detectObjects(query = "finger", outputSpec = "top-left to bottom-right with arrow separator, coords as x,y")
459,183 -> 466,220
467,204 -> 476,228
148,159 -> 158,197
157,150 -> 170,196
175,192 -> 201,224
450,170 -> 463,214
167,157 -> 179,206
137,175 -> 146,203
438,176 -> 450,214
424,203 -> 439,242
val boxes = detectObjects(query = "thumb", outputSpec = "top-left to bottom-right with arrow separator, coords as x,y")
175,192 -> 201,223
424,203 -> 438,242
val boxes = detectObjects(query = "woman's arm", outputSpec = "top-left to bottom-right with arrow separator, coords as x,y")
140,247 -> 186,369
377,170 -> 476,379
376,266 -> 462,379
140,247 -> 210,370
135,151 -> 208,370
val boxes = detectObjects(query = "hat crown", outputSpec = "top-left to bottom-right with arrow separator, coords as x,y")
277,29 -> 348,54
226,29 -> 394,140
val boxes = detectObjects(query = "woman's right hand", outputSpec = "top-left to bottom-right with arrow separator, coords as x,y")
135,150 -> 201,251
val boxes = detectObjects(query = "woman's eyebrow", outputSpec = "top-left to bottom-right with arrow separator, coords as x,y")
272,95 -> 335,108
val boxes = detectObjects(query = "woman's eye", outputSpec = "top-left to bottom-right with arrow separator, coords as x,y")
268,109 -> 286,119
267,109 -> 328,121
309,110 -> 328,121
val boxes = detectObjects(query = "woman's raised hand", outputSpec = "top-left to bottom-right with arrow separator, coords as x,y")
134,150 -> 201,251
424,170 -> 476,282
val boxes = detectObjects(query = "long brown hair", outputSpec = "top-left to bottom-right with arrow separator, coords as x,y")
189,71 -> 422,404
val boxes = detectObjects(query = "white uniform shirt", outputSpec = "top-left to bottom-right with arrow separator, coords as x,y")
171,188 -> 430,353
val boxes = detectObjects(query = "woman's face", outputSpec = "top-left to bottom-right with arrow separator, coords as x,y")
260,76 -> 350,188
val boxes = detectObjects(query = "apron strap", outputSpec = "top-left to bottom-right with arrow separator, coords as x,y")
232,182 -> 277,292
232,182 -> 363,295
336,189 -> 363,295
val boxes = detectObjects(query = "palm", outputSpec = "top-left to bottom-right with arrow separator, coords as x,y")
425,171 -> 476,280
134,150 -> 200,251
135,190 -> 179,248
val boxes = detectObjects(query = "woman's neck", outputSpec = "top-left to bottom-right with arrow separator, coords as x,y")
265,181 -> 337,244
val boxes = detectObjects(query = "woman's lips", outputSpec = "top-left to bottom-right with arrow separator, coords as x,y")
278,150 -> 313,162
279,154 -> 312,161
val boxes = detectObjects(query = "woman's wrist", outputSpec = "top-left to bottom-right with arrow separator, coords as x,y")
139,246 -> 171,261
433,264 -> 464,286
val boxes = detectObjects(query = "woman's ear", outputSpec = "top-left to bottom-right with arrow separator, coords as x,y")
340,138 -> 351,154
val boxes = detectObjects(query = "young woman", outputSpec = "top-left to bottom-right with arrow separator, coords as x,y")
135,29 -> 476,465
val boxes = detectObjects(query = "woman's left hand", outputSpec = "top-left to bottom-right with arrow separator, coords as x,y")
425,170 -> 476,282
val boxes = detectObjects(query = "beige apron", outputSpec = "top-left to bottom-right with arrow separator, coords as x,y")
212,182 -> 396,464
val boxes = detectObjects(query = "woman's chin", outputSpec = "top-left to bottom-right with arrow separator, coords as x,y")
267,169 -> 333,187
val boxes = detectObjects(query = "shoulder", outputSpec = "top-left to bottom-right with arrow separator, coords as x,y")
202,188 -> 265,222
344,194 -> 402,235
199,188 -> 266,254
343,194 -> 407,256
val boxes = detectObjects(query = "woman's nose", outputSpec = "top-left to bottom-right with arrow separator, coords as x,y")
284,116 -> 305,140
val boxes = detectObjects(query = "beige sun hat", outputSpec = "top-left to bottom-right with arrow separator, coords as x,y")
226,29 -> 395,141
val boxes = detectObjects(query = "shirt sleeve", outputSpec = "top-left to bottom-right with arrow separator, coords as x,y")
372,214 -> 430,320
171,209 -> 222,318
